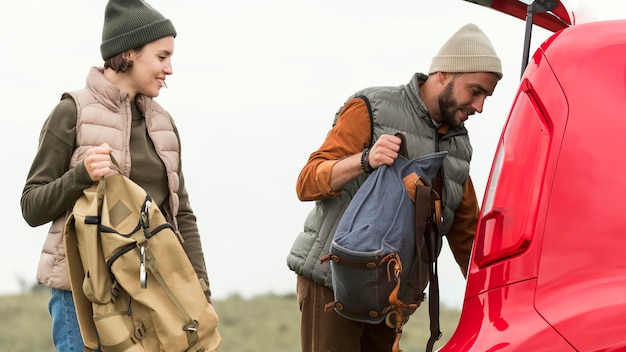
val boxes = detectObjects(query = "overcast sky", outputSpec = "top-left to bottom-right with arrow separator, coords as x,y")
1,0 -> 624,310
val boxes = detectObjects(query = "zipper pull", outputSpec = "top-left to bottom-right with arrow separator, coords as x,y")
141,200 -> 151,228
140,245 -> 147,289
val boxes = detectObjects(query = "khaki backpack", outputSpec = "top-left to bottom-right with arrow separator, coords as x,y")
64,156 -> 221,352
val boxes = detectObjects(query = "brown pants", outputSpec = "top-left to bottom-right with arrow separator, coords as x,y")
296,275 -> 396,352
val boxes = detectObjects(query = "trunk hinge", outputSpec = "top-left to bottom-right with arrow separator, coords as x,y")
521,0 -> 558,77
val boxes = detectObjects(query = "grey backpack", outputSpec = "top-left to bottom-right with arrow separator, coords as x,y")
323,133 -> 446,351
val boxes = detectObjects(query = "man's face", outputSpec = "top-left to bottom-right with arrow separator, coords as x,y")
438,72 -> 499,128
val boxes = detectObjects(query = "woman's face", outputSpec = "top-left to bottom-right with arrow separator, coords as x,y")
127,36 -> 174,98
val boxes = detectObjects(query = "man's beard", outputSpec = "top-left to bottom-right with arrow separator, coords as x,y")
438,80 -> 463,128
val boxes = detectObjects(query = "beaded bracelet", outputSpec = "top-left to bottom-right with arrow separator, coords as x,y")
360,148 -> 375,174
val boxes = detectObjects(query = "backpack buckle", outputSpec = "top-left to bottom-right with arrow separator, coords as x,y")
183,319 -> 199,332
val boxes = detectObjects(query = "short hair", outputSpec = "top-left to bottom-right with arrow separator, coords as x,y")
103,45 -> 144,73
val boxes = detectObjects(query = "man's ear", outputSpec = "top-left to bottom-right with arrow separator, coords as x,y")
437,71 -> 451,85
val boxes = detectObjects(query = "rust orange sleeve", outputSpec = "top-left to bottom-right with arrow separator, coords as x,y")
295,98 -> 371,201
446,176 -> 480,277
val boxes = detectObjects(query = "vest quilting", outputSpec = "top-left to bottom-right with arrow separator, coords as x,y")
287,73 -> 472,289
37,67 -> 180,290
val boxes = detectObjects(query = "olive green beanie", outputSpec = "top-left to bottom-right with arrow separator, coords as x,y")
429,23 -> 503,80
100,0 -> 177,60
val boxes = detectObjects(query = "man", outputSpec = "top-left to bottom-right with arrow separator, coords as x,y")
286,23 -> 502,351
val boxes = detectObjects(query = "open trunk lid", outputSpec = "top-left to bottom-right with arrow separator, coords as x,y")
463,0 -> 572,31
462,0 -> 596,76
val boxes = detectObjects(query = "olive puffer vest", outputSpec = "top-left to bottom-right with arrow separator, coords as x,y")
287,73 -> 471,289
36,67 -> 180,291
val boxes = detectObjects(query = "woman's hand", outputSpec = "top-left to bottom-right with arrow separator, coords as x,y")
84,143 -> 114,181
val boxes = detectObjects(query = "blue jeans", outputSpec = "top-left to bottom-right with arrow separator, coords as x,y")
48,288 -> 101,352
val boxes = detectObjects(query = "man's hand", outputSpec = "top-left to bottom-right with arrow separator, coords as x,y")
367,134 -> 403,169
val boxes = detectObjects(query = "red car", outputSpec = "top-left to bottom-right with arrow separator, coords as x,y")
439,1 -> 626,351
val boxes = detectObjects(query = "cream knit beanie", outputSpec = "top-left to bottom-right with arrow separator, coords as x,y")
428,23 -> 502,79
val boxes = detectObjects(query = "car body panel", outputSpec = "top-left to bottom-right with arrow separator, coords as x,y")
533,20 -> 626,351
438,5 -> 626,351
465,27 -> 569,300
440,280 -> 575,351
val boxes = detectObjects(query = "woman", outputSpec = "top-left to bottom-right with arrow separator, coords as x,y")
20,1 -> 217,350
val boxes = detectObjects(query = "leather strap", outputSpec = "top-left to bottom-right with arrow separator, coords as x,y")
391,132 -> 443,352
424,191 -> 442,352
396,132 -> 408,158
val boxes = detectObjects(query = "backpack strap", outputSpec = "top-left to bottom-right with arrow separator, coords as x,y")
398,130 -> 444,352
391,183 -> 442,352
424,190 -> 443,352
396,132 -> 408,158
64,212 -> 100,352
388,180 -> 432,352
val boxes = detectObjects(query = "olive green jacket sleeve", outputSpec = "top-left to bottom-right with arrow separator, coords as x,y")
170,120 -> 212,302
21,99 -> 94,227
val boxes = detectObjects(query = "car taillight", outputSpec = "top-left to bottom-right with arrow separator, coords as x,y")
474,82 -> 551,268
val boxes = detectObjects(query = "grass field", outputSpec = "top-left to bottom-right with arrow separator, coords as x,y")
0,290 -> 461,351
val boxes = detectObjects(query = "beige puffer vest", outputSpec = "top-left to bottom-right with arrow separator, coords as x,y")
36,67 -> 180,291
